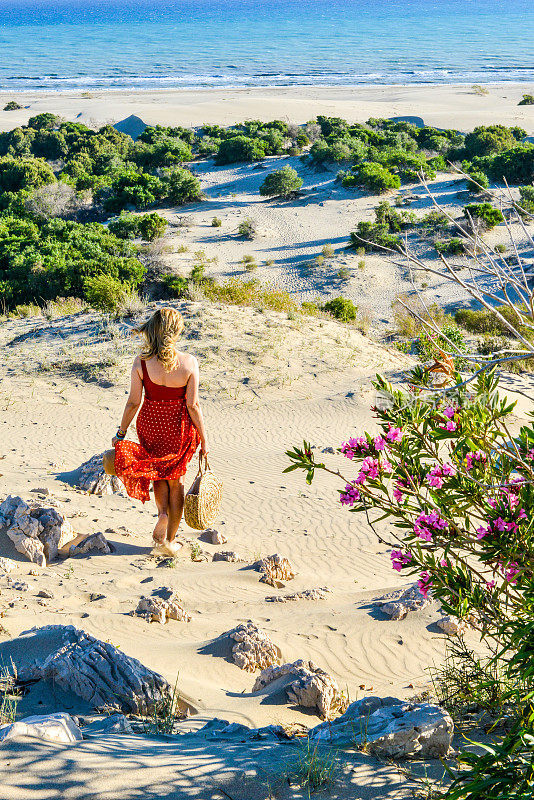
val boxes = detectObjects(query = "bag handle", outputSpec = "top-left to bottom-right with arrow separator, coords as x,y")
197,452 -> 211,475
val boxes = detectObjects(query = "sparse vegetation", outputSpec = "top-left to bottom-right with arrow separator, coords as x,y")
283,739 -> 338,796
237,217 -> 257,239
211,216 -> 222,227
3,101 -> 22,111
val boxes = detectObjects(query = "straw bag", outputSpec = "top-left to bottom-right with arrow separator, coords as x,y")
184,454 -> 223,530
103,449 -> 116,476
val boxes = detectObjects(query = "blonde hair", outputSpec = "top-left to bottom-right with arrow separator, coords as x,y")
135,307 -> 185,372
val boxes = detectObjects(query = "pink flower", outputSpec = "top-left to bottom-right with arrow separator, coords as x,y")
417,571 -> 433,598
391,549 -> 412,572
505,562 -> 520,583
386,426 -> 403,443
476,526 -> 488,540
373,436 -> 386,451
339,484 -> 361,506
465,451 -> 487,471
341,437 -> 368,459
440,559 -> 448,567
486,579 -> 496,591
493,517 -> 507,532
444,420 -> 457,432
414,511 -> 448,541
393,486 -> 404,502
441,462 -> 457,477
443,406 -> 456,419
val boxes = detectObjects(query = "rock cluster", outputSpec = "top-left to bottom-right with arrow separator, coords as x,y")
265,587 -> 331,602
0,495 -> 74,565
203,528 -> 227,545
0,712 -> 82,745
228,621 -> 281,672
254,554 -> 296,587
76,453 -> 124,496
309,696 -> 453,758
253,659 -> 342,719
13,625 -> 171,715
378,583 -> 432,620
134,593 -> 191,624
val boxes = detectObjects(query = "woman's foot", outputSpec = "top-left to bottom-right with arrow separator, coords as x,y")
152,513 -> 168,546
161,539 -> 183,557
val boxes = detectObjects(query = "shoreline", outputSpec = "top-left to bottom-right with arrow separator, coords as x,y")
1,82 -> 533,132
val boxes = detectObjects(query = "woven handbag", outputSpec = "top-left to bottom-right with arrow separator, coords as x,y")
103,449 -> 116,476
184,454 -> 223,530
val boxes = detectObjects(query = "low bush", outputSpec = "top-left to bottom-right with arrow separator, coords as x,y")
463,202 -> 504,229
518,185 -> 534,214
322,296 -> 357,322
237,217 -> 257,239
435,237 -> 466,255
84,273 -> 130,313
350,221 -> 401,252
109,211 -> 167,241
3,101 -> 22,111
215,135 -> 266,165
259,165 -> 303,199
455,304 -> 533,340
211,216 -> 222,227
342,162 -> 401,194
518,94 -> 534,106
466,170 -> 490,193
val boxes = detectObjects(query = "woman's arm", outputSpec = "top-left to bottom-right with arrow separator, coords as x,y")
112,357 -> 143,446
185,356 -> 209,455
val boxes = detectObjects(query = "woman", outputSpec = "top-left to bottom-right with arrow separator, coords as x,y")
112,307 -> 209,556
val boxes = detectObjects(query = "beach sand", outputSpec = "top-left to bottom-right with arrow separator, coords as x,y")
1,83 -> 534,133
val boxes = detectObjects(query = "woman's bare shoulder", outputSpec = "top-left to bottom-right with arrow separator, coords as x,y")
178,351 -> 198,371
132,354 -> 142,372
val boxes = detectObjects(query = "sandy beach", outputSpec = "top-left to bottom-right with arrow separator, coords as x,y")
1,83 -> 534,134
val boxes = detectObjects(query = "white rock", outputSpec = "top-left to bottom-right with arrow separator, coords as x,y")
213,551 -> 244,563
134,594 -> 191,624
254,554 -> 295,587
0,712 -> 82,744
265,587 -> 331,602
5,528 -> 46,567
253,660 -> 342,719
12,625 -> 171,715
0,557 -> 16,573
0,495 -> 74,564
437,615 -> 475,636
76,453 -> 125,496
378,583 -> 432,620
228,621 -> 281,672
69,533 -> 112,557
309,697 -> 453,759
205,529 -> 227,545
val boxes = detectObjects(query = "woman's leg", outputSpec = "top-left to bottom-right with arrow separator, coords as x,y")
166,477 -> 185,542
152,480 -> 169,543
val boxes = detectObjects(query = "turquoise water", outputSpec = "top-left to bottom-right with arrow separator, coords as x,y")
1,0 -> 533,91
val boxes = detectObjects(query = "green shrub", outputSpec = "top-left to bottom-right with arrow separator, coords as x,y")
463,202 -> 504,229
3,101 -> 21,112
321,244 -> 335,257
237,217 -> 256,239
211,216 -> 222,227
109,211 -> 167,241
494,243 -> 507,254
108,212 -> 139,239
259,165 -> 303,198
435,237 -> 466,255
518,94 -> 534,106
455,304 -> 533,339
163,274 -> 189,298
518,186 -> 534,214
464,124 -> 526,158
322,296 -> 357,322
215,135 -> 266,165
84,273 -> 129,312
138,212 -> 167,241
350,221 -> 401,252
342,162 -> 400,194
164,167 -> 202,205
0,156 -> 55,194
466,171 -> 490,193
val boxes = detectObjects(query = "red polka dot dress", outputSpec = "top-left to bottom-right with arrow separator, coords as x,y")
114,359 -> 200,502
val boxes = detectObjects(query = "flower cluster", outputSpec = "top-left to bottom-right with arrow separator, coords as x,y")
390,549 -> 412,572
439,406 -> 458,432
414,510 -> 448,541
341,437 -> 369,460
465,450 -> 487,470
339,483 -> 361,507
426,461 -> 457,489
386,425 -> 403,443
417,571 -> 433,598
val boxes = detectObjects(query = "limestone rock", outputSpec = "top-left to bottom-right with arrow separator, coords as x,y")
228,621 -> 281,672
134,594 -> 191,624
81,713 -> 133,735
69,532 -> 112,557
266,587 -> 331,602
76,453 -> 125,496
309,696 -> 453,758
378,583 -> 432,620
437,615 -> 475,636
213,551 -> 243,563
253,660 -> 342,719
0,557 -> 16,573
204,529 -> 227,545
0,712 -> 82,744
0,495 -> 74,564
37,589 -> 54,599
13,625 -> 171,715
254,554 -> 295,587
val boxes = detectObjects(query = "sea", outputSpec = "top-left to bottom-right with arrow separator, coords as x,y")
1,0 -> 533,93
